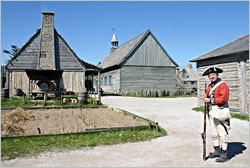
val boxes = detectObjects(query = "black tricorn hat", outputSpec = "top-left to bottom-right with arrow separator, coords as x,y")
202,67 -> 223,76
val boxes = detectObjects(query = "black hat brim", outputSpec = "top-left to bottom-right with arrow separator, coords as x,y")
202,67 -> 223,76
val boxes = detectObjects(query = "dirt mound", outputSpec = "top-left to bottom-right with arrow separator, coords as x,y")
1,108 -> 35,136
1,107 -> 145,137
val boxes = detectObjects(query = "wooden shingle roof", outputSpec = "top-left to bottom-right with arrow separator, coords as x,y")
190,34 -> 249,62
99,29 -> 178,69
6,28 -> 99,72
99,30 -> 147,69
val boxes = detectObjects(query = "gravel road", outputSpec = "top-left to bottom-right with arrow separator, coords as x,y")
2,96 -> 249,167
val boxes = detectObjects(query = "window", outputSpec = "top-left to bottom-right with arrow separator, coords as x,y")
109,76 -> 112,86
100,77 -> 103,86
105,77 -> 107,86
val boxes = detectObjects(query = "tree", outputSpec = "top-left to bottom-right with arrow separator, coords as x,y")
3,45 -> 20,64
3,45 -> 20,59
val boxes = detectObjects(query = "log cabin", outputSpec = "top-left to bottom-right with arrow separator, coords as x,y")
97,29 -> 179,94
5,11 -> 99,98
190,34 -> 249,115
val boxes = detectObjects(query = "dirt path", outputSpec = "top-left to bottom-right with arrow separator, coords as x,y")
2,96 -> 249,167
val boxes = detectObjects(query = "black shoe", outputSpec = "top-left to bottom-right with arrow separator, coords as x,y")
208,146 -> 221,158
216,150 -> 228,163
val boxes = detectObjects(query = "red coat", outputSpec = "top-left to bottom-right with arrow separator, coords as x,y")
206,82 -> 229,106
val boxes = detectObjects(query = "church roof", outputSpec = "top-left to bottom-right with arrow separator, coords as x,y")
99,29 -> 178,69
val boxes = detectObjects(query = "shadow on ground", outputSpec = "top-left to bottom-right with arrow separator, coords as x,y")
227,142 -> 247,160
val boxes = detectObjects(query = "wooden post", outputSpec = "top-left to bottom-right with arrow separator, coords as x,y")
98,71 -> 101,104
44,92 -> 48,102
91,73 -> 95,95
23,94 -> 26,104
240,60 -> 246,114
5,69 -> 9,89
28,78 -> 30,99
58,75 -> 61,99
82,71 -> 85,92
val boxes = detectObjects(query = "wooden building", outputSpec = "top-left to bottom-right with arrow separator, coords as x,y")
177,64 -> 197,93
190,35 -> 249,115
97,29 -> 178,94
5,11 -> 99,97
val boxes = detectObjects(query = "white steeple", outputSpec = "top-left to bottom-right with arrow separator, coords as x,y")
111,28 -> 118,48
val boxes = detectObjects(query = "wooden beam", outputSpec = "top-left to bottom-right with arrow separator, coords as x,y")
240,60 -> 246,114
98,71 -> 101,104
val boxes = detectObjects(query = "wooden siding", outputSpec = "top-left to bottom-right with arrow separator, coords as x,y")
98,69 -> 121,93
196,53 -> 249,114
9,72 -> 29,97
61,72 -> 85,93
55,33 -> 84,71
8,71 -> 85,96
123,34 -> 176,67
246,59 -> 249,114
7,31 -> 40,70
120,65 -> 177,92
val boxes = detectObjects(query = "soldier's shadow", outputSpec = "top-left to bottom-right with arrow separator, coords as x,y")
227,142 -> 247,160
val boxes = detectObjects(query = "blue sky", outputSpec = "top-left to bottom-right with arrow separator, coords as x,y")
1,1 -> 249,71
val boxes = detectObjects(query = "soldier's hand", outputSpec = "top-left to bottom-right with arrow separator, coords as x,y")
204,98 -> 210,103
203,93 -> 210,103
203,93 -> 207,98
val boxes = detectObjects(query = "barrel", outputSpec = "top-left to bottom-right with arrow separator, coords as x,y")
1,88 -> 9,98
78,92 -> 88,104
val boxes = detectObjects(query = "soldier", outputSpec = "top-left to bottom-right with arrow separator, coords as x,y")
203,67 -> 231,163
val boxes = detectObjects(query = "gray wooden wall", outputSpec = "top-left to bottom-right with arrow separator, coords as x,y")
96,69 -> 121,93
246,58 -> 249,114
61,71 -> 85,93
123,34 -> 176,67
9,72 -> 29,97
100,32 -> 178,94
8,71 -> 85,97
120,65 -> 177,92
196,52 -> 249,114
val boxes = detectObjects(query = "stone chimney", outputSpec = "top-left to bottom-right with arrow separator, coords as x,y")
38,11 -> 56,70
187,64 -> 192,69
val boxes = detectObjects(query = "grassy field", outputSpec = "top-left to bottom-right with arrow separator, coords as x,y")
1,96 -> 103,108
192,107 -> 249,121
1,127 -> 167,161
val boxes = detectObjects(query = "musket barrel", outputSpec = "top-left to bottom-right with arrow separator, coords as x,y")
202,83 -> 207,161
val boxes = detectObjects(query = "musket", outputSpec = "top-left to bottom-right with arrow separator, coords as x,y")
201,83 -> 207,161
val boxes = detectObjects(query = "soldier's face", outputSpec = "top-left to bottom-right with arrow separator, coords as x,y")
208,73 -> 218,82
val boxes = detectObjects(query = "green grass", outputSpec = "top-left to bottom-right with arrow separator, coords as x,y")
103,92 -> 197,98
192,107 -> 249,121
1,96 -> 103,108
1,127 -> 167,161
62,95 -> 78,99
120,109 -> 157,124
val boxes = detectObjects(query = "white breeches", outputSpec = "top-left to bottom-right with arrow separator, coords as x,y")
209,115 -> 229,150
